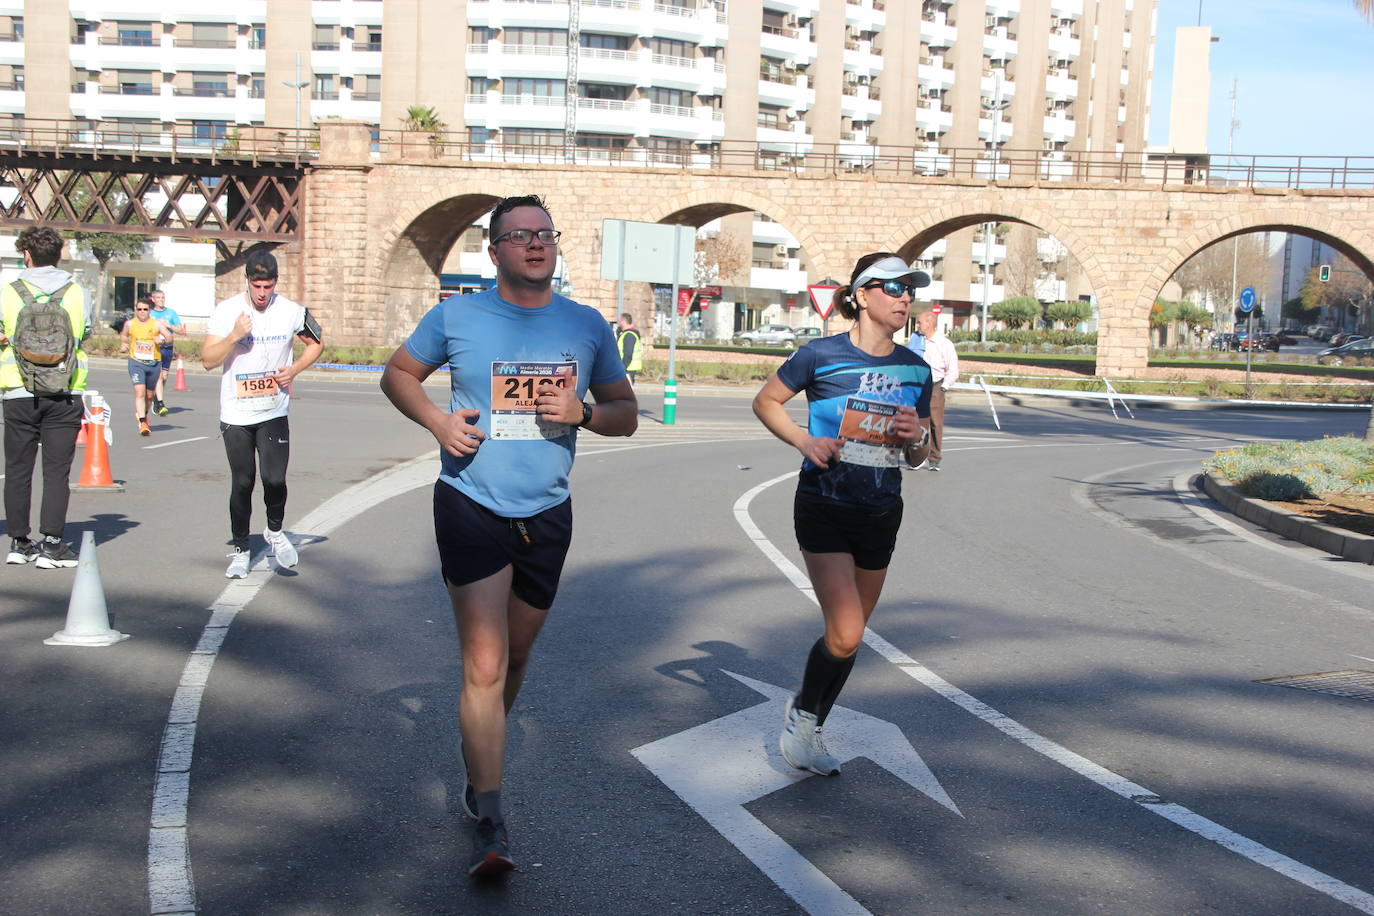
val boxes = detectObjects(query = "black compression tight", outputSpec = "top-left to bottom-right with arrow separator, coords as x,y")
221,416 -> 290,549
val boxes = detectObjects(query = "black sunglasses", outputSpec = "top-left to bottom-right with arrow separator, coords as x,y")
862,279 -> 921,299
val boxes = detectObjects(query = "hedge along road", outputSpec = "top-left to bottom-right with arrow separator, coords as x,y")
22,372 -> 1368,914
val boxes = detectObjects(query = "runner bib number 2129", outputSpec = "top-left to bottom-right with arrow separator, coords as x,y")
489,360 -> 578,440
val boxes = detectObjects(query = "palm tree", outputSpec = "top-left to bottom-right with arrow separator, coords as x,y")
1356,0 -> 1374,23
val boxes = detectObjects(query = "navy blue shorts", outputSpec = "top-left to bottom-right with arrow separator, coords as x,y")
793,492 -> 903,571
159,344 -> 175,371
433,481 -> 573,611
127,359 -> 160,389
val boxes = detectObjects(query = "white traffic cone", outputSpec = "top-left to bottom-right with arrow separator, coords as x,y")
44,531 -> 130,647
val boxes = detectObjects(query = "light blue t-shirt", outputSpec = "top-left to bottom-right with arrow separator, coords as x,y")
405,288 -> 625,516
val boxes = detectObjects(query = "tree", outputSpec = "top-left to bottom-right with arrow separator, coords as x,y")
694,231 -> 748,290
1170,234 -> 1268,324
989,296 -> 1041,329
1356,0 -> 1374,24
62,172 -> 150,318
1176,302 -> 1213,333
1300,257 -> 1372,324
1044,299 -> 1092,329
401,105 -> 446,133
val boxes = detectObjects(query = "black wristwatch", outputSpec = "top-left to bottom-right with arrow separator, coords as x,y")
575,400 -> 593,428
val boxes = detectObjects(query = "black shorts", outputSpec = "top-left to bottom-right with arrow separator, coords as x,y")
793,492 -> 903,571
433,481 -> 573,611
159,344 -> 175,371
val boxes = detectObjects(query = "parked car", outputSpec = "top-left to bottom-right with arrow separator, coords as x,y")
1239,333 -> 1281,352
793,327 -> 824,342
733,324 -> 797,348
1209,333 -> 1238,351
1271,331 -> 1297,346
1329,332 -> 1365,348
1317,338 -> 1374,364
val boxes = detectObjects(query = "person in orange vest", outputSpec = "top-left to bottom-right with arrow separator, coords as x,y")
1,226 -> 90,568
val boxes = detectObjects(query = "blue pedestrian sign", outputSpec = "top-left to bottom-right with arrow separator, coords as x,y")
1239,286 -> 1257,313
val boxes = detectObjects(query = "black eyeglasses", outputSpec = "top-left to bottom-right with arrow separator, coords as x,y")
492,229 -> 561,247
862,279 -> 921,299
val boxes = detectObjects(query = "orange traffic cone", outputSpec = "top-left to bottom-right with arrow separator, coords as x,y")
73,404 -> 123,491
76,416 -> 89,446
173,355 -> 187,391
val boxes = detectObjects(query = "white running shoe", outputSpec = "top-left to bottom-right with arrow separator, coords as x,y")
265,528 -> 298,569
780,696 -> 841,776
225,548 -> 250,579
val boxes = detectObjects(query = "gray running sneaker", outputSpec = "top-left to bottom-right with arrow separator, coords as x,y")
780,696 -> 840,777
7,537 -> 39,565
35,537 -> 78,569
264,528 -> 298,569
458,736 -> 477,820
468,818 -> 515,877
225,548 -> 250,579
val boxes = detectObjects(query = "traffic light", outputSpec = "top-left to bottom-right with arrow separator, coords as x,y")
1319,264 -> 1331,282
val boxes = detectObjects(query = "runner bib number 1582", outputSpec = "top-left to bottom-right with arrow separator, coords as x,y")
489,360 -> 578,440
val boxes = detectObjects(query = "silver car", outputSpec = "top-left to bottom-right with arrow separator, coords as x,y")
733,324 -> 798,348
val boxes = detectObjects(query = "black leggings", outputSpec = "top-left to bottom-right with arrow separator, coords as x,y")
221,416 -> 290,549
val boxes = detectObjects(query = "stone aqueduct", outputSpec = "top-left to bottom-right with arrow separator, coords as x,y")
276,122 -> 1374,377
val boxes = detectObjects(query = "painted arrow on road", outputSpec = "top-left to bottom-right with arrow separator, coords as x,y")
632,670 -> 960,915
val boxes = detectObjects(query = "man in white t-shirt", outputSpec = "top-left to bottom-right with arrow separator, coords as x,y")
202,250 -> 324,578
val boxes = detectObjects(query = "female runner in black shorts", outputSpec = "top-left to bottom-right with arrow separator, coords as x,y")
752,252 -> 935,775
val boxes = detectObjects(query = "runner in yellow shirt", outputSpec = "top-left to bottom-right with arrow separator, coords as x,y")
119,294 -> 171,435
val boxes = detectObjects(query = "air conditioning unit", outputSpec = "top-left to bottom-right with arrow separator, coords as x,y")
774,245 -> 788,257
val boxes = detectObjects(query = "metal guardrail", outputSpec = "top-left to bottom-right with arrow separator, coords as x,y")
2,119 -> 1372,190
0,118 -> 317,165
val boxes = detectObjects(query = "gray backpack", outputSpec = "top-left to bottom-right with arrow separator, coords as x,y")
9,280 -> 77,395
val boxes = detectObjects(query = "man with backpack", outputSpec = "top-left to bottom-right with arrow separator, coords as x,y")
1,226 -> 90,568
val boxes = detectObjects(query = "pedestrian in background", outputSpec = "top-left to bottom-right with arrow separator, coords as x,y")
616,312 -> 644,385
751,252 -> 933,776
913,309 -> 959,471
1,226 -> 90,569
149,289 -> 186,415
119,294 -> 168,436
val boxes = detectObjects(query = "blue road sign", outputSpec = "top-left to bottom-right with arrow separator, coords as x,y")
1239,286 -> 1257,312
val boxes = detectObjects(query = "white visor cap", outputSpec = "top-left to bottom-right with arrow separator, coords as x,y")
851,256 -> 931,296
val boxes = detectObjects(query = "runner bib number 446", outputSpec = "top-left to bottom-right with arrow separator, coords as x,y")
489,360 -> 578,440
837,396 -> 905,467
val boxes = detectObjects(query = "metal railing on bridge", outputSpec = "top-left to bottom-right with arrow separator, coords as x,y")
0,118 -> 316,165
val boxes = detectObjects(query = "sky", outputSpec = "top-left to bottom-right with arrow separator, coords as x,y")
1148,0 -> 1374,158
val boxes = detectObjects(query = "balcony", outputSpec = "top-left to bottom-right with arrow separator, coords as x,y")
100,85 -> 156,95
99,36 -> 155,47
174,87 -> 232,97
173,39 -> 235,49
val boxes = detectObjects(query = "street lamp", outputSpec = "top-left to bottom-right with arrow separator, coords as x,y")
282,52 -> 308,144
979,69 -> 1009,343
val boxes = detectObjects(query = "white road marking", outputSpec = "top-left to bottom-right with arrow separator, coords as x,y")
734,469 -> 1374,915
143,436 -> 209,450
633,671 -> 958,916
146,454 -> 439,915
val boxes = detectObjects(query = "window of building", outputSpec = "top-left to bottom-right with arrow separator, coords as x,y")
469,27 -> 495,43
4,65 -> 21,91
313,25 -> 338,50
249,75 -> 265,98
187,120 -> 230,147
504,28 -> 567,46
361,27 -> 381,51
646,86 -> 691,108
504,78 -> 565,99
579,83 -> 630,101
191,73 -> 230,97
468,77 -> 494,95
642,137 -> 689,162
757,104 -> 785,129
190,23 -> 231,48
249,26 -> 266,50
461,226 -> 485,253
580,33 -> 629,51
73,21 -> 92,43
504,128 -> 561,147
313,74 -> 337,99
8,18 -> 22,41
648,37 -> 693,58
116,70 -> 156,95
356,74 -> 381,100
117,24 -> 155,47
469,126 -> 494,145
107,117 -> 159,141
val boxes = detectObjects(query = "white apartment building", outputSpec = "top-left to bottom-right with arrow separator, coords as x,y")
1,0 -> 1156,335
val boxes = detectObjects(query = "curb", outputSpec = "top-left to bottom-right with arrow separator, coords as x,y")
1200,472 -> 1374,564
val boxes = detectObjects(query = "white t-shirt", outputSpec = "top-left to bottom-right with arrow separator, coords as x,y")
207,292 -> 307,425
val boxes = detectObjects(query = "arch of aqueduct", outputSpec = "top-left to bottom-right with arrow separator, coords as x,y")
292,121 -> 1374,377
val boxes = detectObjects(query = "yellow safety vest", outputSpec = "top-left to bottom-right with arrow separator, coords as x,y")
621,328 -> 644,372
0,279 -> 90,392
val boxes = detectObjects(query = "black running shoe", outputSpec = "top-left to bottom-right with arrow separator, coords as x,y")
35,537 -> 78,569
7,537 -> 39,565
154,398 -> 169,416
468,818 -> 514,877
